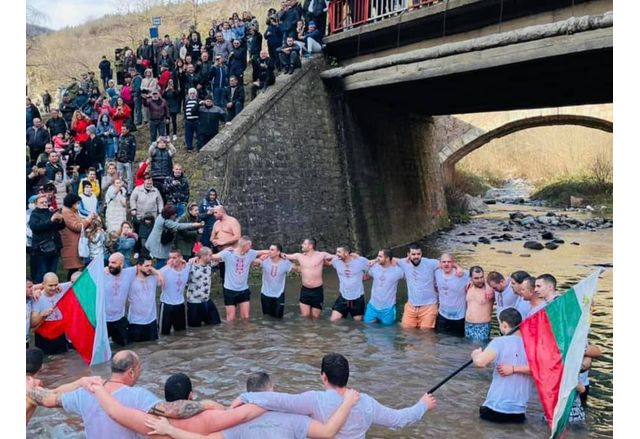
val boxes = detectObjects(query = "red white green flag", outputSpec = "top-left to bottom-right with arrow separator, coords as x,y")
520,270 -> 601,439
51,258 -> 111,365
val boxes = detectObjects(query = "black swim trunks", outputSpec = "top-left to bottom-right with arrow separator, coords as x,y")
435,314 -> 465,337
332,295 -> 365,318
223,288 -> 251,306
128,320 -> 159,342
187,299 -> 222,327
300,285 -> 324,310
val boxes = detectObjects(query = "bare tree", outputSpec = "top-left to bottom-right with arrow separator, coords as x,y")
26,5 -> 49,56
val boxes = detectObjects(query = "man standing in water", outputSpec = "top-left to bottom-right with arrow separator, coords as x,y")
326,245 -> 369,322
519,276 -> 544,317
211,236 -> 269,321
283,238 -> 333,319
434,254 -> 469,337
255,244 -> 294,319
532,273 -> 560,314
364,249 -> 405,325
487,271 -> 519,319
465,266 -> 495,342
239,353 -> 437,438
210,205 -> 241,286
471,308 -> 532,423
104,253 -> 137,346
395,243 -> 462,330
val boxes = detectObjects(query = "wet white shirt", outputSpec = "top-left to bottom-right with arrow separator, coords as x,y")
367,264 -> 404,310
435,270 -> 469,320
397,258 -> 439,306
31,283 -> 71,322
127,275 -> 159,325
61,386 -> 161,439
221,249 -> 258,291
104,267 -> 136,322
223,412 -> 311,439
495,280 -> 519,317
241,389 -> 427,439
332,256 -> 369,300
260,258 -> 293,298
159,264 -> 191,305
483,335 -> 532,414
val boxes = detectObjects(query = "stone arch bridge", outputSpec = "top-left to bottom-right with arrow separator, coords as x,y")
437,105 -> 613,183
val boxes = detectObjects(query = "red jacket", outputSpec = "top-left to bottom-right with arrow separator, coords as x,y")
135,161 -> 149,187
73,118 -> 90,143
110,105 -> 132,135
158,70 -> 172,93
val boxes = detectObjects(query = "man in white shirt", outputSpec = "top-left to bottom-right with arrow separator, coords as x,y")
255,243 -> 294,319
127,257 -> 163,342
364,249 -> 404,325
159,249 -> 191,335
487,271 -> 519,319
471,308 -> 532,423
326,245 -> 369,322
104,252 -> 137,346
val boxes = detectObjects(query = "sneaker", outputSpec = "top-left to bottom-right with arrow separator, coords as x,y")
172,135 -> 177,141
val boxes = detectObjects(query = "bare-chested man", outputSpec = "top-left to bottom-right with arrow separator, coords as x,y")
465,266 -> 495,342
283,238 -> 332,319
210,205 -> 242,287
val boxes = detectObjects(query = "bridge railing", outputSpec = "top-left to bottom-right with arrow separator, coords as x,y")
328,0 -> 441,34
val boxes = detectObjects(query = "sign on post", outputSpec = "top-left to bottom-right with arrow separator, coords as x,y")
149,27 -> 159,38
152,16 -> 161,26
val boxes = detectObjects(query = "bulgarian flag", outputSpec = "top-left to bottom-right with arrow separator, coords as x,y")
520,270 -> 601,439
55,258 -> 112,366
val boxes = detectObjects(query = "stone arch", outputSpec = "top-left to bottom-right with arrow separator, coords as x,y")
441,114 -> 613,183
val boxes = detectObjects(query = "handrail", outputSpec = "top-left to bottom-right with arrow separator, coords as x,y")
328,0 -> 441,34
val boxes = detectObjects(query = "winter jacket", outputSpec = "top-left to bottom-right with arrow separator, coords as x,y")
248,32 -> 263,57
148,143 -> 176,180
26,127 -> 50,151
143,97 -> 169,121
99,59 -> 111,78
198,105 -> 225,137
224,85 -> 245,108
162,173 -> 190,205
60,207 -> 92,269
228,46 -> 248,76
145,215 -> 200,259
29,208 -> 64,255
130,185 -> 164,220
59,102 -> 78,125
211,65 -> 230,90
46,117 -> 68,138
110,105 -> 132,135
212,40 -> 233,61
117,132 -> 137,164
162,89 -> 181,114
198,189 -> 222,246
175,205 -> 200,257
85,136 -> 105,170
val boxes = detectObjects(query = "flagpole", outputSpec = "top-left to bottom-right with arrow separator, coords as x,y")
427,324 -> 521,394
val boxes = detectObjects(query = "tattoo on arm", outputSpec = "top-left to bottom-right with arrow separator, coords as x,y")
149,400 -> 205,419
27,387 -> 60,407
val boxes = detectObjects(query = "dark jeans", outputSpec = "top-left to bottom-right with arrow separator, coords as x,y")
31,253 -> 59,283
149,119 -> 166,142
165,113 -> 178,136
184,119 -> 199,151
226,102 -> 244,122
213,87 -> 227,107
278,50 -> 301,70
134,96 -> 143,125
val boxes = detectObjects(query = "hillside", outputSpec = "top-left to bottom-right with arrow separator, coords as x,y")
26,0 -> 279,100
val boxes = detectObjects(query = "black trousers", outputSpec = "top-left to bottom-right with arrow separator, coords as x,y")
261,293 -> 285,319
35,333 -> 68,355
107,316 -> 129,346
479,406 -> 526,423
159,302 -> 186,335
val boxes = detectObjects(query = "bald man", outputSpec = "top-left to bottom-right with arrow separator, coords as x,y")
210,205 -> 241,286
27,350 -> 218,438
434,254 -> 469,337
105,252 -> 137,346
30,273 -> 71,355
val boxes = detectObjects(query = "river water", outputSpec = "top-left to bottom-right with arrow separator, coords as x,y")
27,203 -> 612,439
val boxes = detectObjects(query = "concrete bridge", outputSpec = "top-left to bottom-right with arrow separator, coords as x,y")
195,0 -> 613,255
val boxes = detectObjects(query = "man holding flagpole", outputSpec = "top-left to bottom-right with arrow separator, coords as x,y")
471,307 -> 532,423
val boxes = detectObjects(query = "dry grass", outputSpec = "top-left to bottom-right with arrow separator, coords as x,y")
26,0 -> 280,100
456,124 -> 613,186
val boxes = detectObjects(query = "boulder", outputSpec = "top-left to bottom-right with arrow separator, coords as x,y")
500,233 -> 513,241
464,194 -> 489,213
520,254 -> 532,257
553,239 -> 565,244
509,212 -> 525,220
478,237 -> 491,244
570,196 -> 584,208
524,241 -> 544,250
521,216 -> 537,226
545,242 -> 559,250
571,241 -> 580,246
546,212 -> 557,217
541,231 -> 555,240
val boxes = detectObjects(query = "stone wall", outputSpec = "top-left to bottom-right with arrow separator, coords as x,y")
337,93 -> 448,255
194,57 -> 353,252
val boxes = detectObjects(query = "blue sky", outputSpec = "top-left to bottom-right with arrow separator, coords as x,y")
26,0 -> 220,30
27,0 -> 122,30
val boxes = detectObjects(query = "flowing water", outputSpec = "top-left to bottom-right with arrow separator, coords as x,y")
27,203 -> 612,439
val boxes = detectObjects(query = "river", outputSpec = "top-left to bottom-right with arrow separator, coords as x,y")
27,203 -> 612,438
